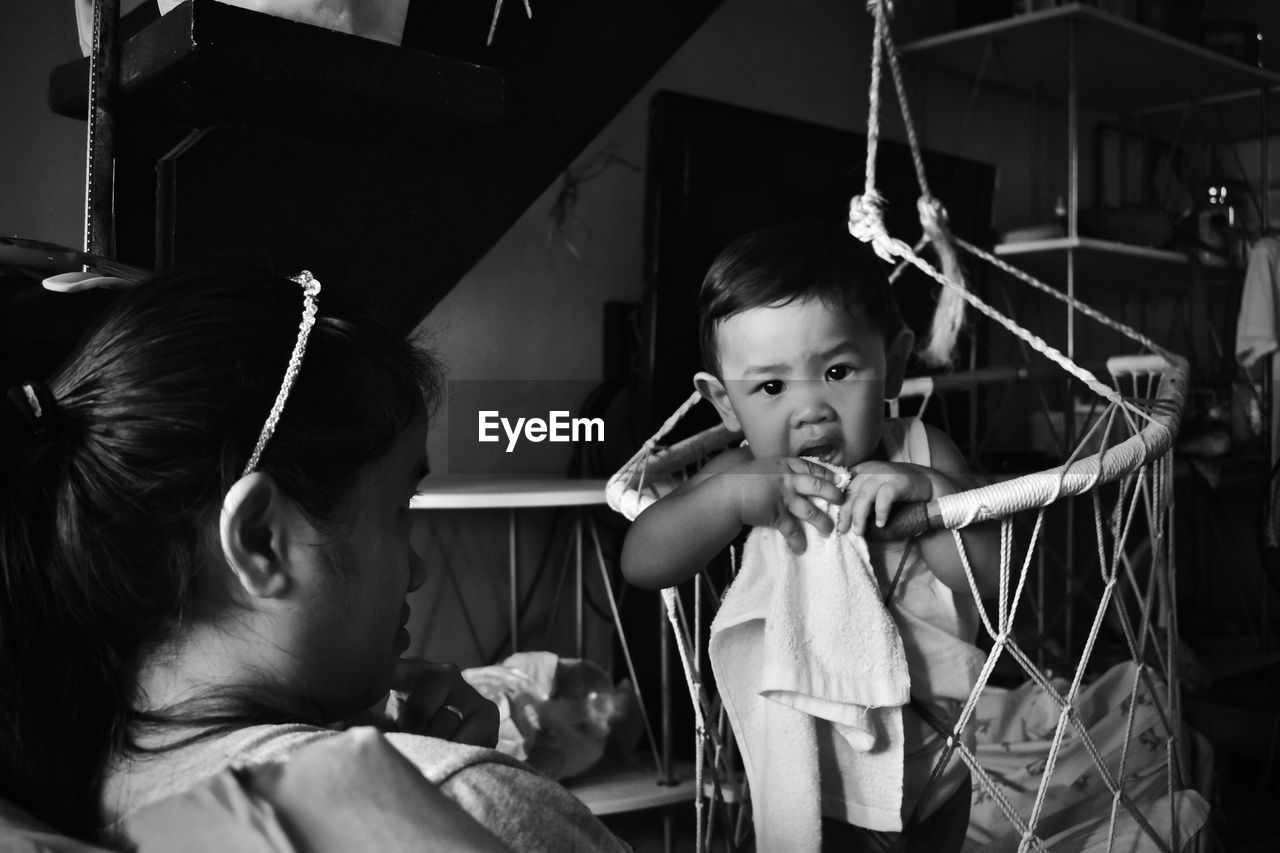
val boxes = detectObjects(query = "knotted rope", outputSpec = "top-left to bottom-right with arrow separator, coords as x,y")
854,0 -> 970,367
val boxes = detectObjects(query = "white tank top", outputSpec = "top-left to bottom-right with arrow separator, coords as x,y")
816,418 -> 986,826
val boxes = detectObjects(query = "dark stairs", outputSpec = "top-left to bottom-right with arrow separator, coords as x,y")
48,0 -> 725,335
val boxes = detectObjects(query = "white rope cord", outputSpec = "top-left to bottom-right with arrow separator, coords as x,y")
1112,667 -> 1148,847
881,1 -> 930,200
1022,479 -> 1174,851
906,429 -> 1181,851
864,0 -> 887,198
913,514 -> 1043,831
587,521 -> 664,767
607,389 -> 717,522
1105,454 -> 1185,735
863,222 -> 1140,414
955,234 -> 1178,365
694,571 -> 707,848
873,0 -> 973,366
611,451 -> 1188,849
486,0 -> 532,45
660,590 -> 715,750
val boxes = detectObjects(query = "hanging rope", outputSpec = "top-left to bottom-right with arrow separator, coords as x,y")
855,0 -> 971,367
851,0 -> 1155,420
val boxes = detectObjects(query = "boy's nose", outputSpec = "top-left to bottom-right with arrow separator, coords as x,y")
792,386 -> 835,427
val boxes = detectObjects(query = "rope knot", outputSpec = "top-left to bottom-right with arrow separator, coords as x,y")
914,194 -> 969,367
848,193 -> 905,264
917,195 -> 949,234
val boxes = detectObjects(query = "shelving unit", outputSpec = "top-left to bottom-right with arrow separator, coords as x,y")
898,5 -> 1278,682
993,235 -> 1219,294
901,4 -> 1280,133
49,0 -> 504,146
411,478 -> 693,848
902,3 -> 1280,365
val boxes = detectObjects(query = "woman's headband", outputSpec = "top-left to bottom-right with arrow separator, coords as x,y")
3,380 -> 57,437
241,271 -> 322,476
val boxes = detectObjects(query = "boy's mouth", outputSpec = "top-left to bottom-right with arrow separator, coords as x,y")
797,441 -> 841,465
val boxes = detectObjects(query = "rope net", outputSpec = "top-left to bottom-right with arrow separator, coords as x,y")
606,2 -> 1208,850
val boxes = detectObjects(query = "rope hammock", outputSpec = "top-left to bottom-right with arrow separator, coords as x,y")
606,2 -> 1204,851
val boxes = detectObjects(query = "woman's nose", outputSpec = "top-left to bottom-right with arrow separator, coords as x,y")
407,546 -> 427,593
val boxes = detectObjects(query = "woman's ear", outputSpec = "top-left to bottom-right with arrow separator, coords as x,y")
219,472 -> 294,599
883,327 -> 916,400
694,371 -> 742,433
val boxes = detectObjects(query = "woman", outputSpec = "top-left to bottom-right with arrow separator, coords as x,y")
0,267 -> 626,851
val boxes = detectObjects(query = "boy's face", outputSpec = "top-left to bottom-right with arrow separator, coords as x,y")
697,297 -> 910,468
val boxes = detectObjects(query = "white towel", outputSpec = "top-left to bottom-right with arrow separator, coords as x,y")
708,463 -> 910,852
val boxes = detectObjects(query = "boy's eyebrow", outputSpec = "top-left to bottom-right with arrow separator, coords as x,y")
739,343 -> 860,376
740,363 -> 788,376
815,340 -> 861,357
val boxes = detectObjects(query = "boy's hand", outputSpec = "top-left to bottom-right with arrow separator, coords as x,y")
724,457 -> 846,554
838,461 -> 935,536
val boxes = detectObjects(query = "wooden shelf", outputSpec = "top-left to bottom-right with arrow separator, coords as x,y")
566,758 -> 698,816
411,477 -> 608,510
48,0 -> 503,146
992,236 -> 1224,292
900,3 -> 1280,139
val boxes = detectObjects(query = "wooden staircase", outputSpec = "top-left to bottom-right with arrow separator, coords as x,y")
49,0 -> 724,334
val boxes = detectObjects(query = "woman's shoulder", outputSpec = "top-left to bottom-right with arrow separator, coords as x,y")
383,730 -> 526,784
102,723 -> 334,820
108,726 -> 518,824
223,724 -> 525,783
109,724 -> 627,852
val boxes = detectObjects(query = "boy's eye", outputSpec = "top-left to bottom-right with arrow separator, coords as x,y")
826,364 -> 854,381
755,379 -> 785,396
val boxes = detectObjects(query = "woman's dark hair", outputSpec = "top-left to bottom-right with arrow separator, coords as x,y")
0,267 -> 441,837
697,220 -> 904,373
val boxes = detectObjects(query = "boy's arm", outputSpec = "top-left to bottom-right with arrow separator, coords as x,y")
620,447 -> 845,590
912,425 -> 1001,598
838,426 -> 1000,598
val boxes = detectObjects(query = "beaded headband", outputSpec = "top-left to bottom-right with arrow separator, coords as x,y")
3,380 -> 57,438
241,271 -> 322,477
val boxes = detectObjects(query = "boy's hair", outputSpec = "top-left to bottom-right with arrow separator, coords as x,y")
697,220 -> 904,373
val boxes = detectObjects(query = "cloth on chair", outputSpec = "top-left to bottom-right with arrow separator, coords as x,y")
1235,234 -> 1280,368
965,661 -> 1212,852
709,461 -> 911,852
